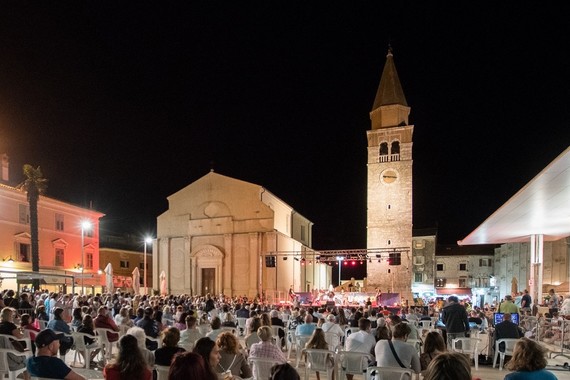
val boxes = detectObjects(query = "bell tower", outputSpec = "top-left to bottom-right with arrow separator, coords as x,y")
366,48 -> 413,302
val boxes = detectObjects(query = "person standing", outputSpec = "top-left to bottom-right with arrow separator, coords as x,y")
499,295 -> 520,314
520,289 -> 532,313
548,288 -> 559,315
441,296 -> 469,348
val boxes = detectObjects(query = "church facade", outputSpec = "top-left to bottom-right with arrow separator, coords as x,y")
154,171 -> 331,299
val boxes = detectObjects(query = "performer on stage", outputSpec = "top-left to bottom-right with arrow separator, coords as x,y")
288,285 -> 296,302
375,288 -> 382,306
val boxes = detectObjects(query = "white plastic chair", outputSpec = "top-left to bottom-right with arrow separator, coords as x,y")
338,350 -> 373,380
248,356 -> 282,380
292,334 -> 312,368
37,320 -> 49,330
236,318 -> 247,336
72,331 -> 101,369
324,331 -> 342,352
95,327 -> 118,361
271,326 -> 285,350
155,364 -> 170,380
493,338 -> 519,370
0,347 -> 30,380
452,337 -> 481,370
366,366 -> 413,380
302,348 -> 336,380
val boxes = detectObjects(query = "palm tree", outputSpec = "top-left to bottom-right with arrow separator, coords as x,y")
18,165 -> 48,291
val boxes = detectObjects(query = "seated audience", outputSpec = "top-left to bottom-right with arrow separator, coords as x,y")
504,338 -> 557,380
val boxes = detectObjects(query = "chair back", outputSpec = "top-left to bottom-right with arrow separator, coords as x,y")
155,364 -> 170,380
37,320 -> 49,330
338,350 -> 372,377
324,332 -> 341,352
303,348 -> 335,380
271,326 -> 285,348
406,338 -> 422,355
493,338 -> 520,370
248,356 -> 281,380
366,366 -> 413,380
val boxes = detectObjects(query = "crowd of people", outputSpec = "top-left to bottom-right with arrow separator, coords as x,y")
0,287 -> 562,379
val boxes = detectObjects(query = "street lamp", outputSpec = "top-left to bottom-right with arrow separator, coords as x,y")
144,237 -> 152,295
336,256 -> 344,287
80,220 -> 92,295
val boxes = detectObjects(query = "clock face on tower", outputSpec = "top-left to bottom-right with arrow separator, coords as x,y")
381,169 -> 398,184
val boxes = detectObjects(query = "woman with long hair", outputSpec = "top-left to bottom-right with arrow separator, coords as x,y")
216,331 -> 252,379
103,334 -> 152,380
505,338 -> 557,379
420,331 -> 446,374
78,314 -> 101,367
305,328 -> 334,380
193,337 -> 224,379
169,351 -> 216,380
423,352 -> 474,380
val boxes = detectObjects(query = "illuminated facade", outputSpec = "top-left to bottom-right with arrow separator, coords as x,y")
366,49 -> 413,301
154,171 -> 331,299
0,155 -> 104,293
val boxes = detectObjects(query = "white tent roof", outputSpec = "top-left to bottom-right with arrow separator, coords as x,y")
459,146 -> 570,245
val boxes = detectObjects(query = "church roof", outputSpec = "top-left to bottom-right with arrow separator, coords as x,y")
372,47 -> 408,110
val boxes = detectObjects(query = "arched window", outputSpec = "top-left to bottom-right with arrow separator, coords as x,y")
379,142 -> 389,162
391,141 -> 400,161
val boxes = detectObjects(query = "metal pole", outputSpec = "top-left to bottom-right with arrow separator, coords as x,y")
144,240 -> 147,295
81,225 -> 84,295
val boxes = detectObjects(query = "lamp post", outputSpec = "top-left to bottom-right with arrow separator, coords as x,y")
144,237 -> 152,295
336,256 -> 344,287
80,221 -> 91,295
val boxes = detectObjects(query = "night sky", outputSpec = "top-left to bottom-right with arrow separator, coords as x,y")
1,3 -> 570,268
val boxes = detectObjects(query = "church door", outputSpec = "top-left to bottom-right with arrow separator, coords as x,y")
202,268 -> 215,295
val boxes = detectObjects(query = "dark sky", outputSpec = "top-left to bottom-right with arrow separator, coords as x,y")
1,3 -> 570,255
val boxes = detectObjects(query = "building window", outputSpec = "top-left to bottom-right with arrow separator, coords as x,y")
390,141 -> 400,161
459,278 -> 467,287
18,243 -> 31,262
479,258 -> 492,267
459,263 -> 467,271
19,204 -> 30,224
55,213 -> 64,231
379,142 -> 389,162
435,278 -> 446,287
139,263 -> 145,270
301,226 -> 306,241
86,253 -> 93,269
120,260 -> 129,268
413,256 -> 425,265
436,263 -> 444,271
414,273 -> 423,283
414,240 -> 425,249
55,248 -> 64,267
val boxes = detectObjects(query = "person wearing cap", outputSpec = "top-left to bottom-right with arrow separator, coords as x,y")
25,329 -> 86,380
499,295 -> 520,314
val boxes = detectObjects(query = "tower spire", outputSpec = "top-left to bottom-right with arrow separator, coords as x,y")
372,47 -> 408,110
370,47 -> 410,129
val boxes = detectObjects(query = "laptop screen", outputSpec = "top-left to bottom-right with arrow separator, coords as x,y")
493,312 -> 519,326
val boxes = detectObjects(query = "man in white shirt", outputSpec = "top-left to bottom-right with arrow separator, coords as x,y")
345,318 -> 376,380
375,322 -> 421,375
